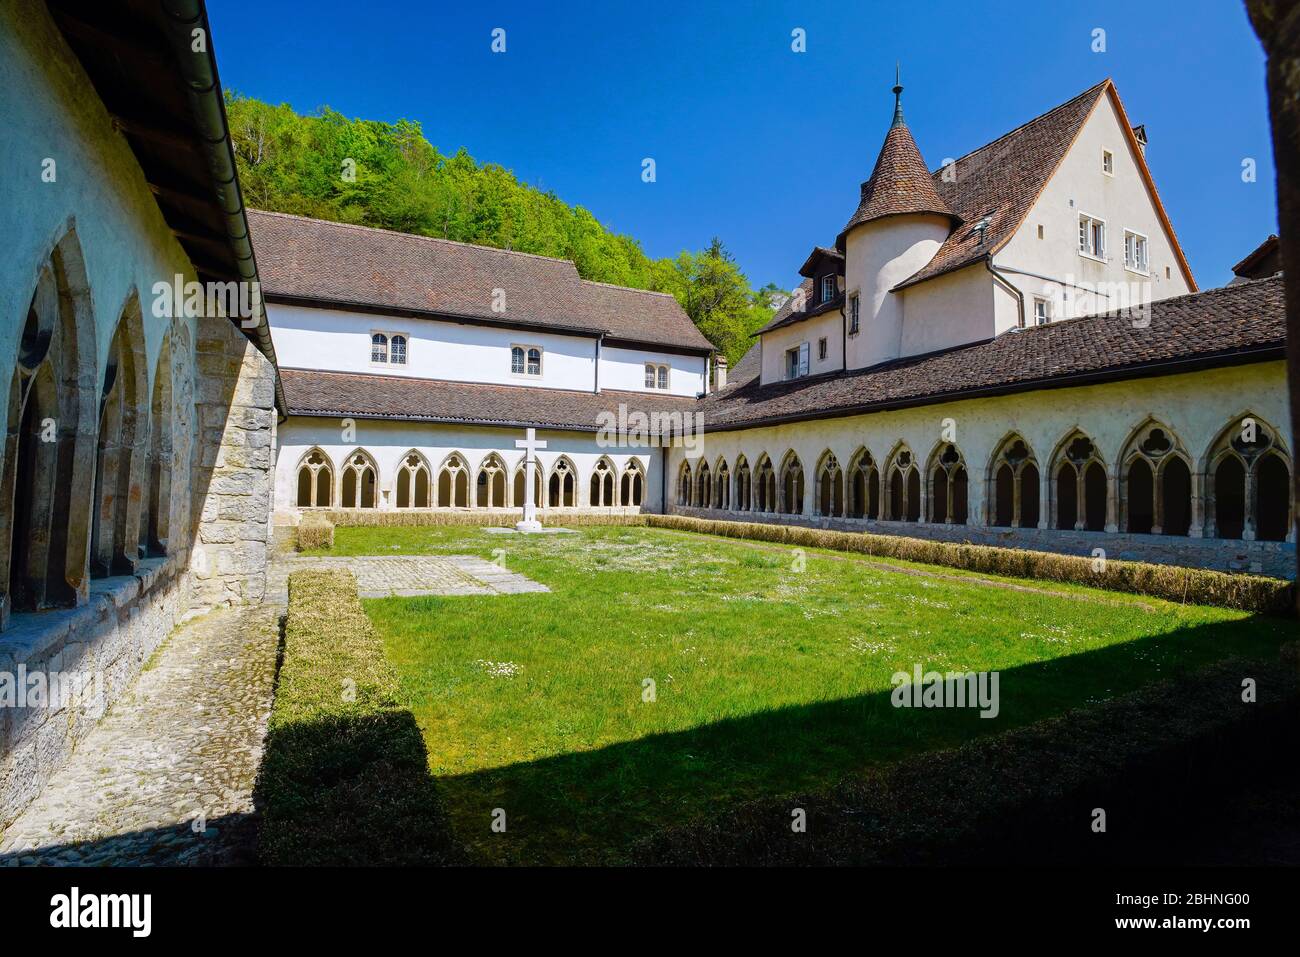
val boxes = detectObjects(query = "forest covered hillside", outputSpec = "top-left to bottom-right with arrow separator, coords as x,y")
226,95 -> 783,366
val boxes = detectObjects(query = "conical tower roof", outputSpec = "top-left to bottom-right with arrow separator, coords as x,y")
835,79 -> 957,250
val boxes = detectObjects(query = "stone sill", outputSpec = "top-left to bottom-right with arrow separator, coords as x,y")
0,553 -> 183,671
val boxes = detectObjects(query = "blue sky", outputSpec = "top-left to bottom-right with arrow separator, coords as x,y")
209,0 -> 1275,289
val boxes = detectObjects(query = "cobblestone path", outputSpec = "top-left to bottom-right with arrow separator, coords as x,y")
266,554 -> 549,601
0,606 -> 280,866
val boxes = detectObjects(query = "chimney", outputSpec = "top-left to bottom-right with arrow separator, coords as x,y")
712,354 -> 728,390
1132,124 -> 1148,156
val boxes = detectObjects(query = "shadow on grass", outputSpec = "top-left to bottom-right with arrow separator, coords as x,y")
426,615 -> 1296,865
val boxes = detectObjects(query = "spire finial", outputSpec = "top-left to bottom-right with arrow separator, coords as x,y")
891,62 -> 905,128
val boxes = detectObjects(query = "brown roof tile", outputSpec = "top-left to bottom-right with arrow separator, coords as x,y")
248,210 -> 713,352
704,277 -> 1284,429
281,368 -> 698,434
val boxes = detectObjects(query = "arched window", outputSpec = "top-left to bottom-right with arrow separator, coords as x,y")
755,456 -> 776,513
477,454 -> 508,507
620,459 -> 645,507
780,453 -> 804,515
815,451 -> 844,518
438,454 -> 470,507
1121,421 -> 1190,535
91,297 -> 149,578
2,230 -> 96,619
1205,415 -> 1293,542
513,461 -> 544,509
589,458 -> 616,507
989,435 -> 1039,528
527,348 -> 542,376
677,461 -> 692,506
1052,432 -> 1107,531
885,446 -> 919,522
657,366 -> 668,390
695,460 -> 712,508
715,460 -> 731,510
144,328 -> 174,556
371,333 -> 388,364
734,455 -> 751,511
340,451 -> 378,508
511,346 -> 525,375
848,449 -> 880,519
928,443 -> 968,524
296,449 -> 334,508
390,334 -> 407,365
549,458 -> 576,507
395,451 -> 431,508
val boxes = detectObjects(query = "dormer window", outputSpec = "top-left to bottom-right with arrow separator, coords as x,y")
821,275 -> 836,303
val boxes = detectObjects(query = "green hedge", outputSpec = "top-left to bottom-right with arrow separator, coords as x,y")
645,515 -> 1295,613
256,569 -> 463,865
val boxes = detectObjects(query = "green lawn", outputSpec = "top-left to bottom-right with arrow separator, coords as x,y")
346,524 -> 1290,865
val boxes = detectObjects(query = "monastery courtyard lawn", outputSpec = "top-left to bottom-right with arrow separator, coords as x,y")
332,525 -> 1289,865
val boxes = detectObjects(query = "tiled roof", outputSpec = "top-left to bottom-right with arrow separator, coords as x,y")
247,210 -> 713,352
835,121 -> 956,250
892,80 -> 1110,290
798,246 -> 844,278
701,277 -> 1285,429
1231,235 -> 1281,278
281,368 -> 698,434
757,278 -> 847,335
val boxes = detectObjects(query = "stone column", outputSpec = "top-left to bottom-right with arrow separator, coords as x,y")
1038,468 -> 1050,529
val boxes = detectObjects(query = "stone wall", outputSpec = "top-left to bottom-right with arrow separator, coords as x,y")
668,504 -> 1297,580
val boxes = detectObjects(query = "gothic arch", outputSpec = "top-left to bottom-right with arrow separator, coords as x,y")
2,224 -> 98,622
438,452 -> 471,507
927,441 -> 968,524
1048,429 -> 1108,532
988,433 -> 1039,528
395,449 -> 432,508
512,459 -> 544,509
848,447 -> 880,520
677,459 -> 692,507
548,455 -> 577,507
754,454 -> 777,513
1119,418 -> 1191,535
733,454 -> 751,512
144,326 -> 174,555
477,452 -> 508,507
1203,412 -> 1293,541
883,443 -> 920,522
695,458 -> 712,508
295,447 -> 335,508
620,457 -> 645,507
779,450 -> 804,515
588,456 -> 616,507
714,457 -> 731,510
815,449 -> 844,518
340,448 -> 379,508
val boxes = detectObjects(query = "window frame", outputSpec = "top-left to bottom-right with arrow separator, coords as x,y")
388,333 -> 408,366
817,337 -> 828,362
512,343 -> 543,378
1102,149 -> 1114,176
1032,296 -> 1051,326
644,362 -> 670,391
370,331 -> 390,365
820,275 -> 836,304
1077,211 -> 1107,262
1122,228 -> 1150,275
848,292 -> 860,335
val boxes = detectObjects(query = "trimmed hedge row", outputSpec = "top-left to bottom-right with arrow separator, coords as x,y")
645,514 -> 1295,613
318,509 -> 649,528
294,514 -> 334,551
255,569 -> 463,865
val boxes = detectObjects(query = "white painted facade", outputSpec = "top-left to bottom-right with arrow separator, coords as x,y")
268,302 -> 707,397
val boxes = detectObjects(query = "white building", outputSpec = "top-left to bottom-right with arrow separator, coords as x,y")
261,78 -> 1293,578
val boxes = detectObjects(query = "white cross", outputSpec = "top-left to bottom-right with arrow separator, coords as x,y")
514,427 -> 547,529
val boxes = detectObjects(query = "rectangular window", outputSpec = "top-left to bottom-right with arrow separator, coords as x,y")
1033,297 -> 1051,326
849,292 -> 860,334
1078,213 -> 1106,259
821,275 -> 835,303
1102,149 -> 1114,175
785,347 -> 799,380
798,341 -> 809,377
818,337 -> 828,362
1123,229 -> 1149,273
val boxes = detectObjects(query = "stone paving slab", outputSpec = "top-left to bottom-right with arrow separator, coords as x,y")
266,554 -> 548,602
0,605 -> 280,866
